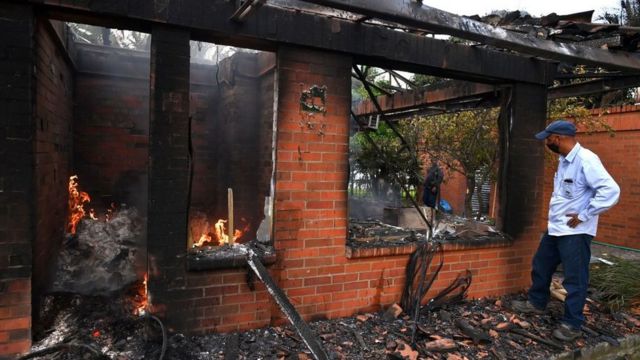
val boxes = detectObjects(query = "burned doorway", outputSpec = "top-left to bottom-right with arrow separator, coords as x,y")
187,42 -> 276,268
40,23 -> 151,324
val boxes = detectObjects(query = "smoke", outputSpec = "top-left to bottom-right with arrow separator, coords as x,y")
51,207 -> 145,295
348,179 -> 403,221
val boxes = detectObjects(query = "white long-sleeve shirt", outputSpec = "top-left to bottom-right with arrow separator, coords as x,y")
548,143 -> 620,236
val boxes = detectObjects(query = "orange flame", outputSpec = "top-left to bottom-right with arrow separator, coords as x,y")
134,274 -> 148,316
191,218 -> 247,248
67,175 -> 91,234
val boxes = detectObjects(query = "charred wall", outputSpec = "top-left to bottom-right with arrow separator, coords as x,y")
0,3 -> 35,358
73,44 -> 150,212
33,19 -> 74,328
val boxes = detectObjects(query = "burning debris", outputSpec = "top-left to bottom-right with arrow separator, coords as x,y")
67,175 -> 91,235
53,175 -> 145,295
188,211 -> 248,248
52,207 -> 145,295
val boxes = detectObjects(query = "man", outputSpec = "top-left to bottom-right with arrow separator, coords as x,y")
512,120 -> 620,342
423,161 -> 443,209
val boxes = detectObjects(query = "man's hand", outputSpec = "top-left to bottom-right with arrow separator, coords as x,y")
566,213 -> 583,228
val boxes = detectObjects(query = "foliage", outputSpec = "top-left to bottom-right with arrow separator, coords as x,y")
417,108 -> 500,217
548,97 -> 615,136
413,74 -> 451,88
601,0 -> 640,26
352,66 -> 397,101
350,121 -> 423,199
591,257 -> 640,312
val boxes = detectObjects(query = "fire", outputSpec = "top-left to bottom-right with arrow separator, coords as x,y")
133,274 -> 148,316
191,218 -> 246,248
67,176 -> 117,234
67,175 -> 91,234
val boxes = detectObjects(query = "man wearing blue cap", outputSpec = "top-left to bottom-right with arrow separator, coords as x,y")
512,119 -> 620,341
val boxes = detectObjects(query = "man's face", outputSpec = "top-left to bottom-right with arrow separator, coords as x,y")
545,135 -> 561,154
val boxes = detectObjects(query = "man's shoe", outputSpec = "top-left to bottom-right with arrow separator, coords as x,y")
511,300 -> 546,315
553,323 -> 582,342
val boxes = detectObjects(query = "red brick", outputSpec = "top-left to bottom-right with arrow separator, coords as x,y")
0,317 -> 30,331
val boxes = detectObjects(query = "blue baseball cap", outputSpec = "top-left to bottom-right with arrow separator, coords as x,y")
534,120 -> 577,140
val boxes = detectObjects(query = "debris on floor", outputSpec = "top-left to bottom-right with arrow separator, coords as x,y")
26,290 -> 639,360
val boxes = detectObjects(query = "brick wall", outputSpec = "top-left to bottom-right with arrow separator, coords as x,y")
543,105 -> 640,249
0,4 -> 35,358
73,44 -> 150,211
33,19 -> 73,331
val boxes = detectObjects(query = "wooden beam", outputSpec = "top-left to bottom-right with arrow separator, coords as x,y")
353,81 -> 496,116
25,0 -> 555,84
298,0 -> 640,72
548,76 -> 640,99
353,76 -> 640,120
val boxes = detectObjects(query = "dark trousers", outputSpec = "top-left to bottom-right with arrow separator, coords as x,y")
528,232 -> 593,329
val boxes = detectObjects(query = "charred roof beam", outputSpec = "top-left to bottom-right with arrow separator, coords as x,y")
230,0 -> 267,22
28,0 -> 555,84
298,0 -> 640,72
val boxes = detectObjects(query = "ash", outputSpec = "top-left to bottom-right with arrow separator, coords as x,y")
51,207 -> 145,295
29,292 -> 639,360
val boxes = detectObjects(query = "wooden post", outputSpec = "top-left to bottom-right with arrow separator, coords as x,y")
228,188 -> 234,244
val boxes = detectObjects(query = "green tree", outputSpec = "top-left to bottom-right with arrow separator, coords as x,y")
350,121 -> 422,201
417,108 -> 500,218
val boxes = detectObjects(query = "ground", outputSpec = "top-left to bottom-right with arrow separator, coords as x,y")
27,286 -> 639,360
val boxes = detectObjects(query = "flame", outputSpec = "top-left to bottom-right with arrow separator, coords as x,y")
134,274 -> 148,316
191,217 -> 247,248
67,175 -> 91,234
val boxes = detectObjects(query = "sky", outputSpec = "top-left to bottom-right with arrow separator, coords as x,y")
425,0 -> 622,20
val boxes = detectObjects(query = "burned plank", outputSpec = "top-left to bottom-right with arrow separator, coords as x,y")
454,318 -> 492,345
298,0 -> 640,72
352,80 -> 496,117
548,75 -> 640,99
246,249 -> 329,360
510,328 -> 563,350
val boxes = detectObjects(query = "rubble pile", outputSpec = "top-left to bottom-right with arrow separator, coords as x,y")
348,215 -> 509,249
51,207 -> 145,295
27,291 -> 639,360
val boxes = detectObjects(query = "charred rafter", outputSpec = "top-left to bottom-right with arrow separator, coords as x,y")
298,0 -> 640,72
28,0 -> 554,84
353,76 -> 640,121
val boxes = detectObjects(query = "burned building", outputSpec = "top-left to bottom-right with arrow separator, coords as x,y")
1,1 -> 639,358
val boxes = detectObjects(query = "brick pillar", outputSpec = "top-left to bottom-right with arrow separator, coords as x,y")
273,46 -> 352,320
503,83 -> 547,238
498,83 -> 548,291
0,3 -> 34,359
147,26 -> 192,329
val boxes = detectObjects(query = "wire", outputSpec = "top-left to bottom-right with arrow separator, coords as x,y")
147,314 -> 167,360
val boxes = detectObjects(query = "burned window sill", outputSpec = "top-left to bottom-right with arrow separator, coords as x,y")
345,236 -> 512,259
187,243 -> 276,271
